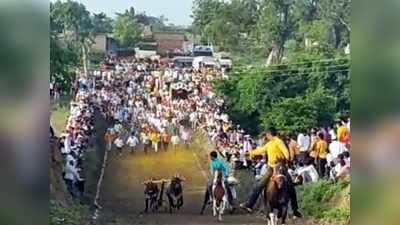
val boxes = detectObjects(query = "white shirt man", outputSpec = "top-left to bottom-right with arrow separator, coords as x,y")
64,160 -> 82,182
171,135 -> 180,148
62,134 -> 72,154
126,134 -> 139,153
114,137 -> 124,155
297,133 -> 311,152
181,130 -> 190,144
126,135 -> 139,147
297,164 -> 319,183
329,138 -> 347,158
255,163 -> 268,181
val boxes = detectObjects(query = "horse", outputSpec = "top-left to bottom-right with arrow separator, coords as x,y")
166,175 -> 185,213
212,168 -> 227,222
200,175 -> 238,216
264,160 -> 291,225
143,180 -> 159,213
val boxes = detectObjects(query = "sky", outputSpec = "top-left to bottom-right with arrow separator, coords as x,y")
67,0 -> 194,26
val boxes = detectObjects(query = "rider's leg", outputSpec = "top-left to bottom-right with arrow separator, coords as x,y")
200,188 -> 209,214
284,170 -> 303,217
144,198 -> 149,212
244,167 -> 273,209
207,179 -> 213,201
223,180 -> 234,206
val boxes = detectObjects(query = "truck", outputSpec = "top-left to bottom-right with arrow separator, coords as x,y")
135,42 -> 158,59
215,52 -> 233,69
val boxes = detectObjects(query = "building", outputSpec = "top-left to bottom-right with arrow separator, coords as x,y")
152,32 -> 186,55
92,34 -> 118,54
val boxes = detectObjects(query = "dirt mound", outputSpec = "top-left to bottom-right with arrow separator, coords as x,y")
50,137 -> 69,203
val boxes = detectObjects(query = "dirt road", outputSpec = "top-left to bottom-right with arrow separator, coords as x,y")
96,144 -> 268,225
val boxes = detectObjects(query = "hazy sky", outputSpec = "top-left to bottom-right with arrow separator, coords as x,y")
69,0 -> 194,26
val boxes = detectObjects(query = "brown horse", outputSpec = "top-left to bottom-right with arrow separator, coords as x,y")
212,168 -> 227,222
264,160 -> 290,225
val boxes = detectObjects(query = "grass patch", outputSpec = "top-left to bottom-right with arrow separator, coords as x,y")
51,105 -> 69,136
50,200 -> 90,225
50,94 -> 73,136
297,175 -> 350,222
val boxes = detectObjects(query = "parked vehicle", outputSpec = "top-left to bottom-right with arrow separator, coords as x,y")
192,56 -> 217,70
135,42 -> 158,59
173,56 -> 194,68
193,45 -> 213,57
215,52 -> 233,69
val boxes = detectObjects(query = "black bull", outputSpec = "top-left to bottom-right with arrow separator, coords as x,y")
144,182 -> 159,213
166,177 -> 184,213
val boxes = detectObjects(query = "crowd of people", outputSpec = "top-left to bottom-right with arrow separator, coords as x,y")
57,84 -> 96,196
52,56 -> 350,214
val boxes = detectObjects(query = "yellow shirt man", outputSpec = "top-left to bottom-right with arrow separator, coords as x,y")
104,132 -> 114,143
150,133 -> 159,143
337,125 -> 348,143
315,140 -> 328,159
249,136 -> 290,167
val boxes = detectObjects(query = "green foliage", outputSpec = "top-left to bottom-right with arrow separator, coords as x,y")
50,0 -> 97,77
191,0 -> 224,35
50,35 -> 79,93
50,200 -> 90,225
112,15 -> 143,48
297,176 -> 350,221
213,54 -> 349,135
262,87 -> 336,135
257,0 -> 297,62
92,12 -> 113,34
192,0 -> 350,64
50,0 -> 94,40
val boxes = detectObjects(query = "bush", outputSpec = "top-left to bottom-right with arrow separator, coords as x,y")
297,176 -> 350,222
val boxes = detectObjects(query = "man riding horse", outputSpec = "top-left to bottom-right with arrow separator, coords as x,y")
201,151 -> 235,214
239,127 -> 303,218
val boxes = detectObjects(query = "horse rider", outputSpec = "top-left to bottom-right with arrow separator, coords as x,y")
239,127 -> 303,218
208,151 -> 235,207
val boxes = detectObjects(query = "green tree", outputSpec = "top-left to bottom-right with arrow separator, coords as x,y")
262,87 -> 336,135
112,15 -> 143,48
50,0 -> 95,76
92,12 -> 113,34
203,0 -> 260,52
191,0 -> 223,36
294,0 -> 350,52
50,35 -> 79,93
256,0 -> 297,64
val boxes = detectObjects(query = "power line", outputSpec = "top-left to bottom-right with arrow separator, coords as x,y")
233,57 -> 350,68
231,63 -> 350,74
227,69 -> 350,79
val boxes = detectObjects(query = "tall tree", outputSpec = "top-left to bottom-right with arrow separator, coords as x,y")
257,0 -> 297,64
50,0 -> 95,76
191,0 -> 223,36
92,12 -> 113,34
112,15 -> 143,48
202,0 -> 260,52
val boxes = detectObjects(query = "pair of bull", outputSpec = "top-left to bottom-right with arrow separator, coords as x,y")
143,175 -> 185,214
